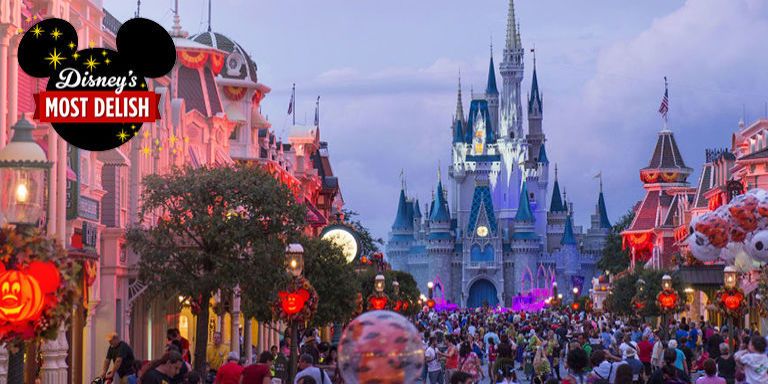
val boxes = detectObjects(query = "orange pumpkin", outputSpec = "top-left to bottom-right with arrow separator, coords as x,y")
0,270 -> 44,324
278,288 -> 310,315
426,299 -> 435,309
369,296 -> 388,310
657,291 -> 678,310
721,290 -> 744,311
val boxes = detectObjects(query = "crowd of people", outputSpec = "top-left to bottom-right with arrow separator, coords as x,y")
95,308 -> 768,384
413,308 -> 768,384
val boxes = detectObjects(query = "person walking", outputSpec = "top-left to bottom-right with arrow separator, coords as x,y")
425,337 -> 443,384
214,352 -> 243,384
716,343 -> 736,384
696,359 -> 725,384
293,354 -> 331,384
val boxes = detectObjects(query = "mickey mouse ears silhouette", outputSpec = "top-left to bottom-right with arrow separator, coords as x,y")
18,17 -> 175,79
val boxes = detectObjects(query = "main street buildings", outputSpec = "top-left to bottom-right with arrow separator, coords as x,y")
0,0 -> 344,381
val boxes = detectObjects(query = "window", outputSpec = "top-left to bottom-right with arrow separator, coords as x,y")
81,157 -> 89,185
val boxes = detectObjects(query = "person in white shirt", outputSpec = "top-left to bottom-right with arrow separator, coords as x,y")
293,354 -> 331,384
619,334 -> 639,359
425,337 -> 442,384
734,335 -> 768,384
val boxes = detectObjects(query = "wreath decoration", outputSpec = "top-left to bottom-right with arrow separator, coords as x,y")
272,276 -> 318,324
0,226 -> 81,346
656,289 -> 682,314
715,287 -> 747,317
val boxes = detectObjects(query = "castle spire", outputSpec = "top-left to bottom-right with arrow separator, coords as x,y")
505,0 -> 520,50
550,164 -> 565,212
561,214 -> 577,246
515,181 -> 534,222
430,177 -> 450,222
528,49 -> 542,115
456,71 -> 465,122
392,188 -> 413,230
486,45 -> 498,95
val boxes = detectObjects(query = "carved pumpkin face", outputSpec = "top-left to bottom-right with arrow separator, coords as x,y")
426,299 -> 435,309
278,289 -> 310,315
0,270 -> 43,323
722,290 -> 744,311
369,296 -> 387,310
658,291 -> 678,310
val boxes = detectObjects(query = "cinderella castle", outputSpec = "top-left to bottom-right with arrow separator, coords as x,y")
386,0 -> 611,308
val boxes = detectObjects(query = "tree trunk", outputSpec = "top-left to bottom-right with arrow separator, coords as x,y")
194,292 -> 212,376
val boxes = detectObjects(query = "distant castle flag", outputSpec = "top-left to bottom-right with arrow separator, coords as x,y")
658,76 -> 669,122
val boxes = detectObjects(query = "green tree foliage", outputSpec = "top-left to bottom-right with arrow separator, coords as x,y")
299,236 -> 360,327
598,209 -> 635,275
358,269 -> 421,316
343,209 -> 384,256
126,164 -> 305,373
604,267 -> 683,317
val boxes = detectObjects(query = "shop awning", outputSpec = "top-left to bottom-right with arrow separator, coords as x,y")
678,265 -> 724,287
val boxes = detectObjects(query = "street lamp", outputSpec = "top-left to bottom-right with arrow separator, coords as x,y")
662,274 -> 672,291
637,279 -> 646,293
392,280 -> 400,296
723,266 -> 739,350
0,117 -> 50,384
427,281 -> 434,299
375,274 -> 385,293
284,243 -> 304,383
285,243 -> 304,278
0,116 -> 50,227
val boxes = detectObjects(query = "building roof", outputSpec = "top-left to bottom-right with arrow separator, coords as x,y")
528,65 -> 542,115
561,214 -> 577,245
515,181 -> 534,222
466,99 -> 496,144
430,180 -> 451,222
739,147 -> 768,161
550,175 -> 566,213
693,163 -> 713,208
597,190 -> 611,229
191,31 -> 258,84
486,55 -> 498,95
538,143 -> 549,164
467,184 -> 498,234
678,265 -> 725,287
413,199 -> 422,218
625,190 -> 661,232
392,189 -> 413,230
642,130 -> 692,174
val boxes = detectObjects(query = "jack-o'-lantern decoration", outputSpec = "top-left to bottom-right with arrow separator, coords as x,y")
570,302 -> 580,311
426,299 -> 435,309
715,287 -> 746,317
0,261 -> 60,325
278,288 -> 310,315
368,296 -> 388,310
657,290 -> 679,312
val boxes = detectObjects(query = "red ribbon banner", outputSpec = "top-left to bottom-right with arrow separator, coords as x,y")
33,91 -> 161,123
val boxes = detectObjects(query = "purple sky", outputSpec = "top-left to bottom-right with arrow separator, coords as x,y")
105,0 -> 768,241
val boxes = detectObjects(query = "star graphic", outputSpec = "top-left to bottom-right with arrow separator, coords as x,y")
30,25 -> 44,38
84,56 -> 99,71
131,125 -> 136,130
72,52 -> 79,60
143,130 -> 150,138
68,41 -> 76,50
104,58 -> 111,65
45,48 -> 65,69
88,40 -> 95,48
117,130 -> 130,143
141,146 -> 151,157
140,83 -> 146,89
50,28 -> 62,40
102,50 -> 108,57
184,137 -> 189,143
169,134 -> 178,146
16,28 -> 23,34
32,15 -> 38,20
158,146 -> 163,152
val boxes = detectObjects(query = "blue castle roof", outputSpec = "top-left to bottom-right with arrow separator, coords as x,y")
528,65 -> 542,114
598,191 -> 611,229
413,199 -> 422,218
465,100 -> 496,144
561,214 -> 577,246
467,184 -> 498,234
486,55 -> 498,95
515,181 -> 534,222
538,143 -> 549,164
392,189 -> 413,230
453,119 -> 465,143
430,180 -> 451,222
550,178 -> 565,213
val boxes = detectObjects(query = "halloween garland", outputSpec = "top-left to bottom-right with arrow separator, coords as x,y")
715,287 -> 747,317
273,276 -> 318,324
0,226 -> 81,345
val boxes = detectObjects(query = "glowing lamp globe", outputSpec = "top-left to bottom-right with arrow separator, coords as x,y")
723,266 -> 737,289
339,311 -> 424,384
0,117 -> 50,226
374,274 -> 385,293
285,243 -> 304,278
392,280 -> 400,296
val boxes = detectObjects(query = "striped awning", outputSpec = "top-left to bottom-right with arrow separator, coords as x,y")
188,146 -> 201,168
215,149 -> 234,166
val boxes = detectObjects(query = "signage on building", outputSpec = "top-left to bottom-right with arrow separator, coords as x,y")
66,144 -> 79,219
82,222 -> 98,249
78,196 -> 100,221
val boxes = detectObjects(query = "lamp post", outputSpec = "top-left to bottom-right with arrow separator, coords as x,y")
723,266 -> 738,351
285,243 -> 304,384
0,117 -> 51,384
393,280 -> 400,296
659,274 -> 673,341
550,282 -> 561,308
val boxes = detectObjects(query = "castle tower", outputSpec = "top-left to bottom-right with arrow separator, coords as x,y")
499,0 -> 524,139
546,165 -> 568,253
510,181 -> 540,305
526,55 -> 544,168
560,213 -> 581,299
387,188 -> 415,271
584,178 -> 611,258
427,173 -> 454,301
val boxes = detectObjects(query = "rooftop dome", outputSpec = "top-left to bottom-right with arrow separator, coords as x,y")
191,31 -> 258,84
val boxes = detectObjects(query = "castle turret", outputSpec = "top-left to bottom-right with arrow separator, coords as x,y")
499,0 -> 524,139
387,187 -> 415,271
486,49 -> 500,135
453,76 -> 466,144
547,165 -> 568,252
526,56 -> 544,167
585,178 -> 611,258
560,214 -> 581,295
427,173 -> 454,300
510,181 -> 539,305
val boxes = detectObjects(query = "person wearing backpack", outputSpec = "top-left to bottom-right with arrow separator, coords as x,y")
588,350 -> 625,384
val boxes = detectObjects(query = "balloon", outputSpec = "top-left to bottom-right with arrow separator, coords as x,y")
746,229 -> 768,263
720,242 -> 744,263
338,310 -> 424,384
728,194 -> 759,241
689,212 -> 729,261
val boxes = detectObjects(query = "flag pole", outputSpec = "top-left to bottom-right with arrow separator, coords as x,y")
292,83 -> 296,126
664,76 -> 669,131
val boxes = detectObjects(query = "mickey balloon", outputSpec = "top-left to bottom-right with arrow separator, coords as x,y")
18,17 -> 175,151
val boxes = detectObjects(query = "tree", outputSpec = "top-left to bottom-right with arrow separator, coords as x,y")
358,269 -> 421,316
126,164 -> 305,374
343,209 -> 384,256
604,267 -> 683,317
598,209 -> 635,275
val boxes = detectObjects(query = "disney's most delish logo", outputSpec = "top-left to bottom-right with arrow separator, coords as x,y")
18,17 -> 176,151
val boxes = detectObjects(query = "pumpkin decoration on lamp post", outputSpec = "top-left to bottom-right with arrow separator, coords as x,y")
367,274 -> 389,311
656,274 -> 680,341
716,266 -> 743,351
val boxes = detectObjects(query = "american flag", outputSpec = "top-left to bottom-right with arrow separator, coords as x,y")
658,77 -> 669,121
